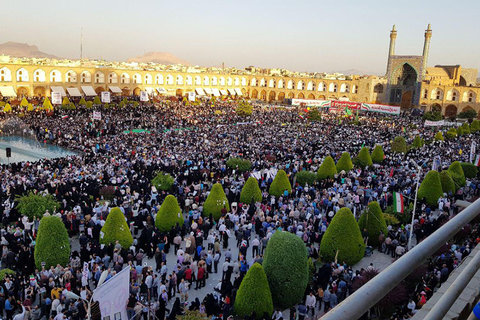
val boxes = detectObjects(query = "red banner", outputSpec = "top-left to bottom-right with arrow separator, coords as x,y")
330,100 -> 361,110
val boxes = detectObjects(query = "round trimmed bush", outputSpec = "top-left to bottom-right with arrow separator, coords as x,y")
461,123 -> 471,135
240,177 -> 262,203
356,147 -> 373,168
16,192 -> 60,220
156,195 -> 184,232
203,183 -> 230,220
320,207 -> 365,265
448,161 -> 466,190
391,136 -> 407,153
317,156 -> 337,180
79,97 -> 86,106
263,231 -> 308,310
226,158 -> 252,172
336,152 -> 353,172
358,202 -> 388,247
470,120 -> 480,133
268,170 -> 292,197
446,128 -> 457,139
151,172 -> 175,191
434,131 -> 444,141
34,216 -> 70,269
100,207 -> 133,248
371,145 -> 384,164
457,126 -> 464,136
461,162 -> 478,179
440,170 -> 456,195
418,171 -> 444,206
234,263 -> 273,319
411,136 -> 424,149
295,171 -> 316,187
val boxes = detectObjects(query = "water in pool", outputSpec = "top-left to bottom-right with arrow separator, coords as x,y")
0,136 -> 78,164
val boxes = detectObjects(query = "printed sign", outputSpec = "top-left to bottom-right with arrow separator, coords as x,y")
92,111 -> 102,121
101,91 -> 111,103
51,92 -> 62,105
140,91 -> 148,102
188,92 -> 196,102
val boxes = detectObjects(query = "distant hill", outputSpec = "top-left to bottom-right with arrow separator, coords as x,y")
127,52 -> 189,65
0,41 -> 59,59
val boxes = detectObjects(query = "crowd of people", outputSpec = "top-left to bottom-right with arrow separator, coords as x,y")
0,97 -> 479,320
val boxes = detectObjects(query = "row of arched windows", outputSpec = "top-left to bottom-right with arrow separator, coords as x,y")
249,78 -> 360,93
423,88 -> 477,103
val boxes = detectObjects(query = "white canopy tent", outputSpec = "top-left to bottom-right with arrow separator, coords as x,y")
81,86 -> 97,96
0,86 -> 17,97
212,88 -> 221,97
228,88 -> 236,96
204,88 -> 213,95
220,89 -> 228,96
195,88 -> 205,96
108,86 -> 122,94
235,88 -> 243,96
66,88 -> 82,97
50,86 -> 67,96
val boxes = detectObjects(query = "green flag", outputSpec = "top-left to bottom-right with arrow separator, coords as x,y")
345,107 -> 352,116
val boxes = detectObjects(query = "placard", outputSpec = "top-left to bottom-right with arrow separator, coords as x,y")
51,92 -> 62,105
101,91 -> 111,103
140,91 -> 148,102
92,111 -> 102,120
188,92 -> 196,102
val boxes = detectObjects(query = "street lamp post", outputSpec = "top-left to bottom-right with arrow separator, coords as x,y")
408,160 -> 422,250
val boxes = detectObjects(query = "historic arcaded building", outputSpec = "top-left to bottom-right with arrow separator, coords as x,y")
0,25 -> 478,117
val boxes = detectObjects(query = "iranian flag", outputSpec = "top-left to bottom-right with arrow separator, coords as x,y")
393,192 -> 404,213
474,155 -> 480,167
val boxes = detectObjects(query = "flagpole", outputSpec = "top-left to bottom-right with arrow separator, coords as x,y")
408,163 -> 422,250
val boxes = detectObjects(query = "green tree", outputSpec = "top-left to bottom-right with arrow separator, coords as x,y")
226,158 -> 252,172
155,195 -> 184,232
358,202 -> 388,247
16,192 -> 60,219
0,269 -> 15,281
62,96 -> 70,105
461,162 -> 478,179
234,263 -> 274,319
43,97 -> 53,109
93,96 -> 101,105
470,120 -> 480,133
203,183 -> 230,220
434,131 -> 444,141
317,156 -> 337,180
236,100 -> 253,116
336,152 -> 353,172
391,136 -> 407,153
100,207 -> 133,248
461,123 -> 471,135
320,207 -> 365,265
448,161 -> 466,190
295,171 -> 317,186
457,109 -> 477,119
20,97 -> 29,107
411,136 -> 424,149
307,109 -> 322,122
79,97 -> 87,106
446,128 -> 457,139
418,170 -> 444,206
439,170 -> 456,195
371,145 -> 384,164
151,172 -> 175,191
423,111 -> 442,121
268,170 -> 292,197
263,231 -> 308,310
34,216 -> 70,269
356,147 -> 373,168
240,177 -> 262,203
86,101 -> 93,109
457,126 -> 464,136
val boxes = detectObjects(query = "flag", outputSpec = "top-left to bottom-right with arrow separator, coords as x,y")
470,141 -> 477,163
393,192 -> 404,213
389,168 -> 394,177
402,126 -> 406,133
475,155 -> 480,167
61,115 -> 68,119
345,107 -> 352,116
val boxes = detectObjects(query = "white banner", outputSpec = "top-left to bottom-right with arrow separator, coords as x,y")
424,120 -> 445,127
291,99 -> 331,107
470,141 -> 477,163
188,92 -> 196,102
101,91 -> 111,103
140,91 -> 148,102
51,92 -> 62,105
361,103 -> 401,115
92,111 -> 102,121
82,262 -> 89,287
92,267 -> 130,320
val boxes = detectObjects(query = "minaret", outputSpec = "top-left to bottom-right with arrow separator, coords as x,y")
386,25 -> 397,76
422,24 -> 432,77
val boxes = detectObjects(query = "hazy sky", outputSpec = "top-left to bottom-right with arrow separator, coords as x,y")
1,0 -> 479,75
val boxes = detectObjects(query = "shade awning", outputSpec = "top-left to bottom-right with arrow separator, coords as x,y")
81,86 -> 97,96
66,87 -> 82,97
0,86 -> 17,97
204,88 -> 213,95
50,86 -> 66,96
228,88 -> 236,96
109,86 -> 122,93
212,88 -> 221,97
156,87 -> 167,94
195,88 -> 205,96
220,89 -> 228,96
235,88 -> 243,96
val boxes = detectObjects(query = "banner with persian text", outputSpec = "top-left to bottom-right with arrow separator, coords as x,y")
361,103 -> 401,115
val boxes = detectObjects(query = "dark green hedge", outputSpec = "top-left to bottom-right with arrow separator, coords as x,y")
240,177 -> 263,203
100,207 -> 133,248
34,216 -> 70,269
418,170 -> 444,206
16,192 -> 60,220
461,162 -> 478,179
440,170 -> 456,195
156,195 -> 184,232
320,207 -> 365,265
234,263 -> 273,319
371,145 -> 384,164
226,158 -> 252,172
268,170 -> 292,197
151,172 -> 175,191
358,201 -> 388,247
448,161 -> 466,190
317,156 -> 337,180
203,183 -> 230,220
356,147 -> 373,168
336,152 -> 353,172
263,231 -> 308,310
391,136 -> 407,153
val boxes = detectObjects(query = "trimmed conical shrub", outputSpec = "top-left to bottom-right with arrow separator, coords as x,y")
411,136 -> 424,149
391,136 -> 407,153
358,202 -> 388,247
295,171 -> 317,187
448,161 -> 466,190
461,162 -> 478,179
356,147 -> 373,168
43,98 -> 53,109
371,145 -> 384,164
234,263 -> 273,319
461,123 -> 471,135
457,126 -> 464,136
440,170 -> 456,195
34,216 -> 70,269
93,96 -> 101,105
203,183 -> 230,220
20,97 -> 29,107
62,96 -> 70,105
320,207 -> 365,265
446,128 -> 457,139
240,177 -> 262,203
263,231 -> 308,310
418,171 -> 444,206
434,131 -> 444,141
336,152 -> 353,172
470,120 -> 480,133
317,156 -> 337,180
155,195 -> 184,232
79,97 -> 87,106
100,207 -> 133,248
268,170 -> 292,197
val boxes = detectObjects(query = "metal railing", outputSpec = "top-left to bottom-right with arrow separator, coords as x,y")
322,197 -> 480,320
